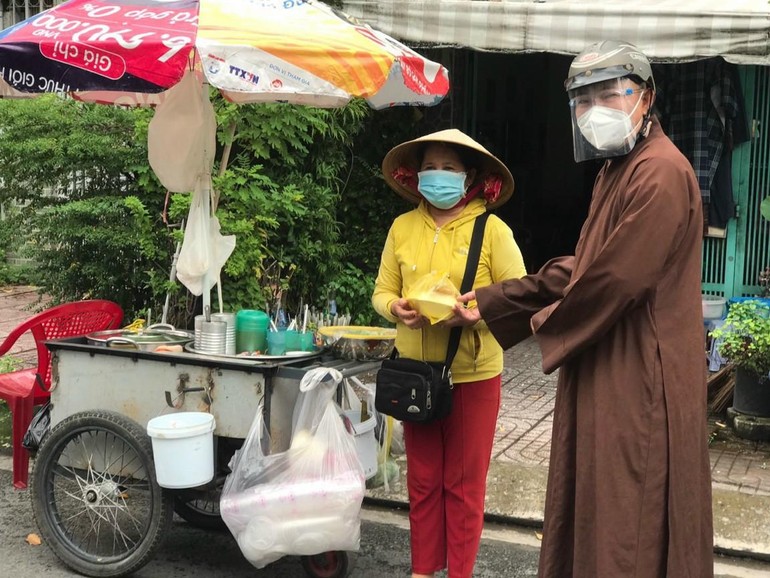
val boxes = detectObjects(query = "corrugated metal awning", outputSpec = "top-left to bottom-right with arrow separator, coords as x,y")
341,0 -> 770,65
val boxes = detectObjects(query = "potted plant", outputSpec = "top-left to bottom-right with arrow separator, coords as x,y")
710,299 -> 770,417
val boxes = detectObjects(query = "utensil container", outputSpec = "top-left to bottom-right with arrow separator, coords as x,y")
284,329 -> 301,352
299,331 -> 316,352
266,330 -> 287,356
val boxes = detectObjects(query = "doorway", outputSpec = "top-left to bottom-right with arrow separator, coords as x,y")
462,51 -> 767,298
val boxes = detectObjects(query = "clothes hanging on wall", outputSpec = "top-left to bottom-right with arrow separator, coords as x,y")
655,58 -> 749,231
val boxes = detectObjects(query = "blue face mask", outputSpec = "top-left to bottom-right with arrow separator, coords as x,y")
417,170 -> 468,209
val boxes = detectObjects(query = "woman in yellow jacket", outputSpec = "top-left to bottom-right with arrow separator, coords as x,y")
372,129 -> 527,578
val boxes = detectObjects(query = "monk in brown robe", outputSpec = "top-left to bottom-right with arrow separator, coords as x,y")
447,41 -> 714,577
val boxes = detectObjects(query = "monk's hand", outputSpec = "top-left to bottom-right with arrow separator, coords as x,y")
443,291 -> 481,327
391,298 -> 429,329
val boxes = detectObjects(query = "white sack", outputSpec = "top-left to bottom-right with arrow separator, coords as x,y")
148,69 -> 217,193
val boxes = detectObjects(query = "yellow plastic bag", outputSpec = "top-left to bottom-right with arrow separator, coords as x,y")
405,271 -> 460,324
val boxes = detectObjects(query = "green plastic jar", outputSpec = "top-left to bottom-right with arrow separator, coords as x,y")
235,310 -> 269,354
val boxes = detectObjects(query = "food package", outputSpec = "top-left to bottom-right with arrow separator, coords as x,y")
405,271 -> 460,324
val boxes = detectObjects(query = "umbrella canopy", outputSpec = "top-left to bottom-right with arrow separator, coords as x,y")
0,0 -> 449,108
0,0 -> 450,313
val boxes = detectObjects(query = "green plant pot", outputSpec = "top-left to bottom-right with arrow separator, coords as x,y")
733,367 -> 770,417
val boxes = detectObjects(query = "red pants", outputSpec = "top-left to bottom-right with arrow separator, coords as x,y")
404,375 -> 501,578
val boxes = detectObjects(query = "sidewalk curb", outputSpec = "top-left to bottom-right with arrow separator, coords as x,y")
365,458 -> 770,561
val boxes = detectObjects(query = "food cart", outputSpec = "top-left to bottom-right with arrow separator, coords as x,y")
31,336 -> 381,578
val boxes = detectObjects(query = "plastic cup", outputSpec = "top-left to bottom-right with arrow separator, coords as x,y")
299,331 -> 316,352
266,330 -> 287,356
284,329 -> 301,352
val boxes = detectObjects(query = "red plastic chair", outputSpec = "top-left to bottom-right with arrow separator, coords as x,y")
0,299 -> 123,489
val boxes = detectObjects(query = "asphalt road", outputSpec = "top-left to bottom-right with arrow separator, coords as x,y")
0,465 -> 542,578
1,463 -> 769,578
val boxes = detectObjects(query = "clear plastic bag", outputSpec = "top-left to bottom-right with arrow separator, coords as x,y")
221,367 -> 365,569
175,181 -> 236,296
367,413 -> 401,491
405,270 -> 460,324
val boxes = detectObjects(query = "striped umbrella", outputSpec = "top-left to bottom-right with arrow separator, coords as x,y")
0,0 -> 449,108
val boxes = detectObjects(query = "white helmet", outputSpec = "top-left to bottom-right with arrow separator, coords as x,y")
566,41 -> 655,162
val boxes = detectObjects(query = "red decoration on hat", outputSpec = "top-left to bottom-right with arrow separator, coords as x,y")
482,174 -> 503,205
392,166 -> 418,194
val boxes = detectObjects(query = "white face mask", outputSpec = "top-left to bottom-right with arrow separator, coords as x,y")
576,95 -> 644,152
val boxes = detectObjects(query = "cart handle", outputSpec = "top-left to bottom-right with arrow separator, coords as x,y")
164,387 -> 205,409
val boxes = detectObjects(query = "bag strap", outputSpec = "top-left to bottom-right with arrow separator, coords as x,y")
444,211 -> 490,368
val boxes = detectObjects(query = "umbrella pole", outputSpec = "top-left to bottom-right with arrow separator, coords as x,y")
201,81 -> 214,318
201,180 -> 212,319
213,121 -> 235,316
162,219 -> 185,326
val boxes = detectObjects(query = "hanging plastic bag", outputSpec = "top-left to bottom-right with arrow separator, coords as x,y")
366,413 -> 401,490
405,270 -> 460,324
221,368 -> 365,569
22,402 -> 51,452
175,179 -> 236,296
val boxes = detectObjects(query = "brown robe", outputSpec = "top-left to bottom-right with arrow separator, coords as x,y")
478,117 -> 713,578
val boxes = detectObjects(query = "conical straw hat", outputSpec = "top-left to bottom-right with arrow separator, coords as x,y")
381,128 -> 514,209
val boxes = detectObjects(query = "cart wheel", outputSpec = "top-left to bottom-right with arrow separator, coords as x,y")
173,486 -> 227,531
31,410 -> 173,578
300,551 -> 350,578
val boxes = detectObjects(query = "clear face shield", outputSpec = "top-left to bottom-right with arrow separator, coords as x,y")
568,78 -> 647,163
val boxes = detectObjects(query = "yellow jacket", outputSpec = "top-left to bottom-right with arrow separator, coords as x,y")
372,198 -> 527,383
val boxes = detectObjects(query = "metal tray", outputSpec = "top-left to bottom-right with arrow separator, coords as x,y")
184,343 -> 322,362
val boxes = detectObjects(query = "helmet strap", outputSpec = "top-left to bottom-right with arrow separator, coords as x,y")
640,116 -> 652,139
638,90 -> 655,140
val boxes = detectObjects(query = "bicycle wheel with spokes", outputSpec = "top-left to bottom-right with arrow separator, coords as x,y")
173,485 -> 227,531
31,410 -> 173,577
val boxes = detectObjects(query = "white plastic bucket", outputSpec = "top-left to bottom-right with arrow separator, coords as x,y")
146,412 -> 216,489
702,295 -> 726,320
343,410 -> 378,479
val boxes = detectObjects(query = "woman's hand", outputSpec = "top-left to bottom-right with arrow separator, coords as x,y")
391,298 -> 430,329
442,291 -> 482,327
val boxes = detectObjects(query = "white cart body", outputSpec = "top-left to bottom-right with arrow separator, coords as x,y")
47,338 -> 378,453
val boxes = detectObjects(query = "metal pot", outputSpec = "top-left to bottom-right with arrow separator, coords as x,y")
87,324 -> 193,352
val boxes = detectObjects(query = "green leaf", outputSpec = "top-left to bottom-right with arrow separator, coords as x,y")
761,195 -> 770,222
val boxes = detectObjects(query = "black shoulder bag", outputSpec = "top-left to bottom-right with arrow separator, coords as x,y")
374,212 -> 490,423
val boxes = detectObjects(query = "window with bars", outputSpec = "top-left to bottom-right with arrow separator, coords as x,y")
2,1 -> 56,28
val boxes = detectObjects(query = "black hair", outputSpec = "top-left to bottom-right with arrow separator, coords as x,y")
417,141 -> 481,172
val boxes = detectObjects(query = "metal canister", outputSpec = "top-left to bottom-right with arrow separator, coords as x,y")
211,312 -> 236,355
198,319 -> 227,355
